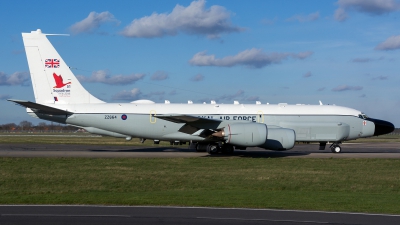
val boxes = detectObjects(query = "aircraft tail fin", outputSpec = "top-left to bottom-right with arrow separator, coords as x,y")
22,29 -> 104,104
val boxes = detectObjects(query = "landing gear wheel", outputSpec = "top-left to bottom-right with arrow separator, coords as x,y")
207,144 -> 219,154
331,145 -> 341,153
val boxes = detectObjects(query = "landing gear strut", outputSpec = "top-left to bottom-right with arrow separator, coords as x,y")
330,142 -> 342,153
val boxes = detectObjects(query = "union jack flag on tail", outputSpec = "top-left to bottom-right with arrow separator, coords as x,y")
45,59 -> 60,68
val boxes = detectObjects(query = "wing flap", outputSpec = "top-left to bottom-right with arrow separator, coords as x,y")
8,99 -> 73,115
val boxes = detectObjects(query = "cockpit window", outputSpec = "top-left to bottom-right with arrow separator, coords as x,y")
358,113 -> 369,119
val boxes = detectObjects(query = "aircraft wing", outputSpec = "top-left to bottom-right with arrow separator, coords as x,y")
7,99 -> 73,115
155,114 -> 221,123
155,114 -> 222,136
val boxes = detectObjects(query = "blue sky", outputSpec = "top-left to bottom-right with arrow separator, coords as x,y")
1,0 -> 399,126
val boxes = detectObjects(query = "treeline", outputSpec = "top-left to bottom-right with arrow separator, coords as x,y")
0,120 -> 79,133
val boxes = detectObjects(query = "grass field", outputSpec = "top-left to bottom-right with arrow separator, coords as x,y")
1,157 -> 400,214
0,134 -> 399,214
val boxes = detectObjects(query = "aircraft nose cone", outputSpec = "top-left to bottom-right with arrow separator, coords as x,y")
366,118 -> 395,136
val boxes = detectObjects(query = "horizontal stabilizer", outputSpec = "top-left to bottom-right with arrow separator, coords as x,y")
8,99 -> 73,115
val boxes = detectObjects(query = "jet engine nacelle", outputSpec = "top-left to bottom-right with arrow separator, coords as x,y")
221,123 -> 268,147
259,128 -> 296,150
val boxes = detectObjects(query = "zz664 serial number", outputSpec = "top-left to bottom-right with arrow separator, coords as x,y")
105,115 -> 117,119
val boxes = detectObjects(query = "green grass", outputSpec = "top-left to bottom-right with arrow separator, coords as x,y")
1,157 -> 400,214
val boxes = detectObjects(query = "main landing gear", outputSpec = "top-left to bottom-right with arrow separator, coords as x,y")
193,142 -> 235,155
319,142 -> 342,153
330,143 -> 342,153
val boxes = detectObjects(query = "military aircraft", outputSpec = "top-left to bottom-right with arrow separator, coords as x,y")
9,29 -> 395,154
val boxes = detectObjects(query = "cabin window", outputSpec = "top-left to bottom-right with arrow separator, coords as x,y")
358,113 -> 369,119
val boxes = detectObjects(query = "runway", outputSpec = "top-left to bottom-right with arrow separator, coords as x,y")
0,142 -> 399,158
1,205 -> 400,225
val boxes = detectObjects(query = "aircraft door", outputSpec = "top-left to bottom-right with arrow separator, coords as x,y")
150,110 -> 157,124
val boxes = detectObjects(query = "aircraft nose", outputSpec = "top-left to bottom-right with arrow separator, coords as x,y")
366,118 -> 395,136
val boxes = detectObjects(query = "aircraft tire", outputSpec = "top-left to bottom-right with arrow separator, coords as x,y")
331,145 -> 342,153
207,144 -> 219,154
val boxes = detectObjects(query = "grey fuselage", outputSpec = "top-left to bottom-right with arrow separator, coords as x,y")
28,102 -> 374,144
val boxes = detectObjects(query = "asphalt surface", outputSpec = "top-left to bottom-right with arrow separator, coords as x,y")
0,142 -> 399,158
1,205 -> 400,225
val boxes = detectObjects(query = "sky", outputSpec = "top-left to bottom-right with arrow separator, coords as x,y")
0,0 -> 399,127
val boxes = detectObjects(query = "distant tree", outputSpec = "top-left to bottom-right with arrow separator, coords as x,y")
1,123 -> 17,132
19,120 -> 33,132
38,122 -> 47,132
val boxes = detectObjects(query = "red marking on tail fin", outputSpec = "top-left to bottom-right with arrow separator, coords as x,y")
53,73 -> 71,88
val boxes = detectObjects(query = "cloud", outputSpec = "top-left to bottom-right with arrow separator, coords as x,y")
372,75 -> 388,80
351,57 -> 385,62
120,0 -> 244,39
112,88 -> 142,101
360,94 -> 366,98
77,70 -> 145,85
261,17 -> 278,25
151,71 -> 169,81
334,8 -> 348,21
291,51 -> 314,59
335,0 -> 400,21
143,91 -> 168,101
375,35 -> 400,51
70,11 -> 120,34
317,87 -> 325,91
0,71 -> 30,86
303,71 -> 312,78
0,94 -> 12,100
190,74 -> 204,81
351,57 -> 373,62
332,85 -> 363,91
199,90 -> 260,103
286,11 -> 320,22
189,48 -> 313,68
245,96 -> 260,101
217,90 -> 245,101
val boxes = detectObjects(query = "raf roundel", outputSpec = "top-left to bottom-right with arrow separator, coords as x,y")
121,114 -> 127,120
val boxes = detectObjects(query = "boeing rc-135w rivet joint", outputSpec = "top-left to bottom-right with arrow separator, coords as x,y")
9,29 -> 395,154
